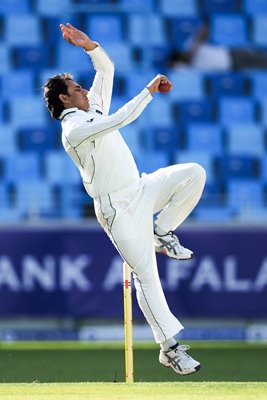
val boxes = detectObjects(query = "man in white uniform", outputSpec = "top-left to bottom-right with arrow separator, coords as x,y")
44,23 -> 206,376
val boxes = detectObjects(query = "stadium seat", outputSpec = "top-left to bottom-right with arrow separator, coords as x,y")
119,0 -> 154,12
4,153 -> 41,182
0,44 -> 10,73
0,101 -> 7,124
86,15 -> 123,43
227,124 -> 264,156
45,151 -> 81,184
176,100 -> 214,123
194,206 -> 233,222
260,154 -> 267,183
174,150 -> 215,183
57,42 -> 91,73
227,179 -> 264,212
10,97 -> 46,128
211,15 -> 247,47
215,155 -> 260,181
12,46 -> 50,70
244,0 -> 267,15
0,183 -> 9,208
15,180 -> 56,218
0,0 -> 29,14
207,73 -> 247,97
153,127 -> 179,151
125,71 -> 156,98
252,16 -> 267,46
0,125 -> 17,156
1,71 -> 34,99
128,14 -> 166,46
58,183 -> 85,219
218,97 -> 255,124
250,71 -> 267,99
18,127 -> 58,154
145,97 -> 174,128
134,151 -> 170,173
186,123 -> 223,154
168,18 -> 202,50
259,99 -> 267,124
96,43 -> 135,72
41,15 -> 82,44
0,207 -> 22,222
36,0 -> 71,15
168,70 -> 204,100
120,125 -> 142,154
203,0 -> 239,14
5,16 -> 41,46
160,0 -> 198,17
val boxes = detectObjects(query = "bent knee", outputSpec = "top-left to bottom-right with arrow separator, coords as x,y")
190,163 -> 206,184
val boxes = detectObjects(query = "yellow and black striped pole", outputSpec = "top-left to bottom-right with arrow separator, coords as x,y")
123,261 -> 134,384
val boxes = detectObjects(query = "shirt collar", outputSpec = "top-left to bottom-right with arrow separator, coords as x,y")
59,107 -> 78,121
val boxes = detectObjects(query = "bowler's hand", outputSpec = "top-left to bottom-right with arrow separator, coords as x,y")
60,23 -> 98,51
146,74 -> 171,94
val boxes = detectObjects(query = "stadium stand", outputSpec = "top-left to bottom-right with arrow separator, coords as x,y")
0,0 -> 267,222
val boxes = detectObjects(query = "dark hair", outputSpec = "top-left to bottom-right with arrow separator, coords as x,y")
43,73 -> 73,120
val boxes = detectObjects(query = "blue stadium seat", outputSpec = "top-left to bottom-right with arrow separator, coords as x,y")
36,0 -> 71,15
95,43 -> 135,71
216,155 -> 260,180
211,15 -> 247,46
119,0 -> 154,11
153,127 -> 179,151
160,0 -> 198,16
41,16 -> 82,44
227,124 -> 264,156
0,125 -> 17,156
86,15 -> 123,43
10,97 -> 46,128
227,179 -> 264,211
146,97 -> 174,128
249,71 -> 267,99
260,155 -> 267,183
168,70 -> 204,100
1,71 -> 34,99
5,16 -> 41,45
13,46 -> 50,70
45,151 -> 81,184
186,123 -> 223,154
0,101 -> 7,124
203,0 -> 239,13
0,44 -> 10,73
207,73 -> 247,97
0,183 -> 9,208
177,100 -> 214,123
253,16 -> 267,46
58,183 -> 85,219
57,42 -> 90,73
128,14 -> 166,46
194,206 -> 233,222
135,151 -> 170,173
120,125 -> 142,154
125,71 -> 156,98
218,97 -> 255,124
4,153 -> 41,182
0,207 -> 22,222
0,0 -> 29,14
18,127 -> 58,153
15,180 -> 56,218
168,18 -> 201,50
174,150 -> 215,183
259,99 -> 267,124
244,0 -> 267,14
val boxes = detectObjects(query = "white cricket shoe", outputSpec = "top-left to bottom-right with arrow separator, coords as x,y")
154,231 -> 193,260
159,344 -> 201,375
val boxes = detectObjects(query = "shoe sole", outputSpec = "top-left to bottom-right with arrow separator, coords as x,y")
160,361 -> 201,375
155,246 -> 194,260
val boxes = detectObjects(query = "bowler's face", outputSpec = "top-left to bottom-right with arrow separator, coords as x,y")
65,80 -> 89,111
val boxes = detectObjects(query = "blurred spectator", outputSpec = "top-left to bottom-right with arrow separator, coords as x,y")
169,25 -> 267,71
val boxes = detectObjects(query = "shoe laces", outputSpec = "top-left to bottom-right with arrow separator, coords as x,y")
173,344 -> 191,361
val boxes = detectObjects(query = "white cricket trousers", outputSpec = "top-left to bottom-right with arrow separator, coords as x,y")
94,163 -> 206,343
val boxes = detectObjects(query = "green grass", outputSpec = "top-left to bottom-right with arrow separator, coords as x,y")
0,341 -> 266,383
1,382 -> 267,400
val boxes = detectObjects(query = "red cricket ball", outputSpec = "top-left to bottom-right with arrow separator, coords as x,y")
158,81 -> 173,94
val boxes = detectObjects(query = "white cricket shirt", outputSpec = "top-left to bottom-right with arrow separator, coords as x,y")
60,46 -> 152,198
